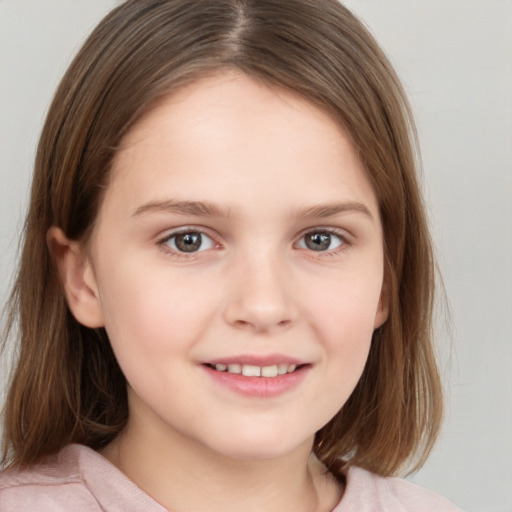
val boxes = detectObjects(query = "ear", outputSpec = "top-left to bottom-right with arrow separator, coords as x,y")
373,282 -> 389,329
47,227 -> 104,328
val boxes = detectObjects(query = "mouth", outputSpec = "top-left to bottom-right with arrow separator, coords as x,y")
204,362 -> 304,378
201,359 -> 310,397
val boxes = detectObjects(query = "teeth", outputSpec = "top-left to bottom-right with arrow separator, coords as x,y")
277,363 -> 289,375
242,365 -> 261,377
227,364 -> 241,374
213,363 -> 299,377
261,365 -> 278,378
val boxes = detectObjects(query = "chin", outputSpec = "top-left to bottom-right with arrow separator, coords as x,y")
200,427 -> 314,462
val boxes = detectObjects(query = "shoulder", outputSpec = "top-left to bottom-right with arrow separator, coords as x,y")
332,465 -> 464,512
0,445 -> 99,511
0,444 -> 166,512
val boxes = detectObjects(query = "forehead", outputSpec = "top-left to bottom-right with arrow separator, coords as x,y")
104,71 -> 379,219
116,72 -> 349,160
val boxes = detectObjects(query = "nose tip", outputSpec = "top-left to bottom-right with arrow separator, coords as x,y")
223,259 -> 297,333
231,314 -> 293,334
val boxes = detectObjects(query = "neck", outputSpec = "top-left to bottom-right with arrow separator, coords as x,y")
100,407 -> 342,512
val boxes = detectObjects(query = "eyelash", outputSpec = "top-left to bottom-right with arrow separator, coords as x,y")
296,229 -> 348,256
157,227 -> 350,258
158,228 -> 218,259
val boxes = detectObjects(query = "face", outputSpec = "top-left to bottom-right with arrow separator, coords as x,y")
68,73 -> 387,460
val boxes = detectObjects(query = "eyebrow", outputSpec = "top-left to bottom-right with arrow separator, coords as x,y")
294,202 -> 374,220
132,199 -> 230,218
131,199 -> 373,220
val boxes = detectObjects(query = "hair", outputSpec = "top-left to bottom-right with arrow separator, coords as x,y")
1,0 -> 443,476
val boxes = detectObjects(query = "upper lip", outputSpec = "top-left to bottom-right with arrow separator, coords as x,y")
203,354 -> 308,367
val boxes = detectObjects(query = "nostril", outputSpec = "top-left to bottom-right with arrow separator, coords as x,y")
234,319 -> 251,327
223,293 -> 297,332
232,317 -> 293,333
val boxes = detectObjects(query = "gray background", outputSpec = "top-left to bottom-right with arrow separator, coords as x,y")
1,1 -> 511,511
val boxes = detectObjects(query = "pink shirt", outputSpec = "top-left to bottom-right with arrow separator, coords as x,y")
0,444 -> 462,511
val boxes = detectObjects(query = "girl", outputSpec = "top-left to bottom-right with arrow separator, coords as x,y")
0,1 -> 462,510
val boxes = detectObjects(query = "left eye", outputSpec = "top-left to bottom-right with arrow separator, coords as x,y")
164,231 -> 215,253
297,231 -> 344,252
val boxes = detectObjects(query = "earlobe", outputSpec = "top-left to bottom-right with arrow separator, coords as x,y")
374,285 -> 389,329
47,227 -> 104,328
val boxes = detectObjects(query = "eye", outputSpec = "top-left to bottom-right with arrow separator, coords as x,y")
297,231 -> 344,252
163,231 -> 216,253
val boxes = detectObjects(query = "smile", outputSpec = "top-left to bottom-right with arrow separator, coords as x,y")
207,363 -> 298,378
202,360 -> 309,398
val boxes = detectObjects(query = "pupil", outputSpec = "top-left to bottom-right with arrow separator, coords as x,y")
306,233 -> 331,251
176,233 -> 201,252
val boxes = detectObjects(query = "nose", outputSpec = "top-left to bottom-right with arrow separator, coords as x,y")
223,251 -> 298,334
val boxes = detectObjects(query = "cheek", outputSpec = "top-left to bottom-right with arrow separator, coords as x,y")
95,257 -> 221,361
303,265 -> 383,389
305,268 -> 383,339
292,281 -> 378,432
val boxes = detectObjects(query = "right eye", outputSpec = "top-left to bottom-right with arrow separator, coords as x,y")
162,231 -> 216,253
297,230 -> 345,252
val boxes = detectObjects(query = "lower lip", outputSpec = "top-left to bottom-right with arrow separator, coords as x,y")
202,365 -> 309,398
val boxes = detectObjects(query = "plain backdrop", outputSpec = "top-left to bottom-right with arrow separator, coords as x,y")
1,1 -> 511,511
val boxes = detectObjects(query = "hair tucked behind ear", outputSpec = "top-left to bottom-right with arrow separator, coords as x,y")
2,0 -> 443,475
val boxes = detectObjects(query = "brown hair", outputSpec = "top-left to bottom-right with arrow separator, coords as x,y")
1,0 -> 442,475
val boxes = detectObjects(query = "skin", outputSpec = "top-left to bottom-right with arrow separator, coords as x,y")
50,72 -> 388,512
